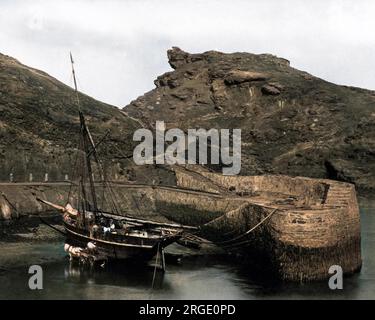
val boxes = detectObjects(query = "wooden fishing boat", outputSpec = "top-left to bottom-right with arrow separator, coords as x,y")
38,54 -> 197,269
38,198 -> 193,264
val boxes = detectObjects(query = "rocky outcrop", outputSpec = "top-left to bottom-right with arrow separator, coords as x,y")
124,47 -> 375,195
261,84 -> 281,95
224,70 -> 268,85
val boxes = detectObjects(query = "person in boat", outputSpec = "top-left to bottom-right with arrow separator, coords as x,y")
102,219 -> 115,239
109,219 -> 115,231
90,224 -> 99,238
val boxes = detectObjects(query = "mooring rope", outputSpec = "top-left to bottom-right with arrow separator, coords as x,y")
213,208 -> 278,246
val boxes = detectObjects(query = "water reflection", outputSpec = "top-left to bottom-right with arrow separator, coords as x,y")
63,259 -> 167,291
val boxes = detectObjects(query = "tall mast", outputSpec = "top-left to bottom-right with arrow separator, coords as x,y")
70,52 -> 80,109
70,53 -> 99,215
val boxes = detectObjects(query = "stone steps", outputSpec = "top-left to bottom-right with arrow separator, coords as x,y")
324,184 -> 353,206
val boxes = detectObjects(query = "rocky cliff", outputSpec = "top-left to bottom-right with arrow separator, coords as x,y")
1,49 -> 374,194
124,47 -> 375,194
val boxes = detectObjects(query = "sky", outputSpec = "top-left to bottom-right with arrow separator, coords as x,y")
1,0 -> 375,107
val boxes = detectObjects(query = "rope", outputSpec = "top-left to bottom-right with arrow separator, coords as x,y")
39,217 -> 66,236
214,208 -> 278,246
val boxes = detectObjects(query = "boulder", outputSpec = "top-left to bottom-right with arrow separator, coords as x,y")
224,70 -> 268,85
261,84 -> 281,95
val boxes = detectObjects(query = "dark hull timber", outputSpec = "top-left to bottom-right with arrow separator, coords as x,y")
64,221 -> 181,261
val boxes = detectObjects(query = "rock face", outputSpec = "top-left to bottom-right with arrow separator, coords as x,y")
124,47 -> 375,194
1,49 -> 374,194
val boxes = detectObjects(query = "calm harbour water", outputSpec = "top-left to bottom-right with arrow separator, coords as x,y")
0,198 -> 374,300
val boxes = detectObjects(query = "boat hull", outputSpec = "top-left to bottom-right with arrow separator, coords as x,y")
64,222 -> 179,261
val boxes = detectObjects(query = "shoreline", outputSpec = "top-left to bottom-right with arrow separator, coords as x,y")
0,214 -> 64,243
0,215 -> 66,269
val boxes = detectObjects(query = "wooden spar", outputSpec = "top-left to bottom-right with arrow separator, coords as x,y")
70,53 -> 87,214
79,111 -> 99,214
83,121 -> 120,215
69,52 -> 79,106
69,53 -> 99,215
37,198 -> 65,212
101,211 -> 199,230
80,174 -> 88,213
69,53 -> 117,215
36,197 -> 198,230
37,198 -> 78,216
